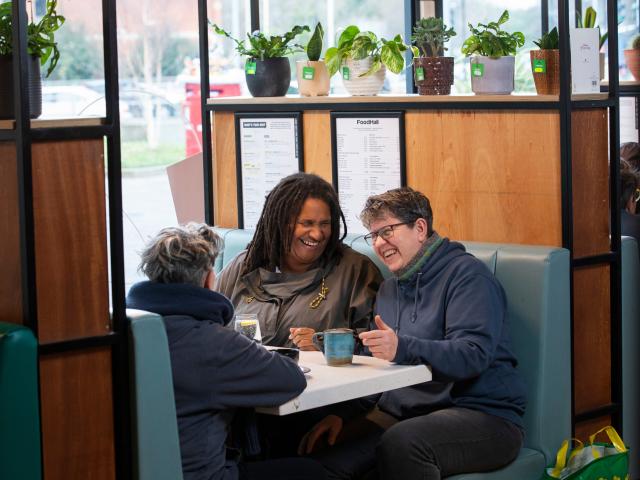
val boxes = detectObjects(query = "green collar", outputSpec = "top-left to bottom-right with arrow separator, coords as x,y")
396,231 -> 443,281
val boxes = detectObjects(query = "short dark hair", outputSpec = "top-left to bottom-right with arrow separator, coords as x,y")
242,173 -> 347,273
621,142 -> 640,171
621,168 -> 639,207
139,223 -> 222,286
360,187 -> 433,234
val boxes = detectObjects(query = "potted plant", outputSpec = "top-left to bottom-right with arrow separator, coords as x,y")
577,6 -> 608,80
530,27 -> 559,95
325,26 -> 417,96
461,10 -> 525,95
624,34 -> 640,82
296,22 -> 330,97
411,17 -> 456,95
211,23 -> 309,97
0,0 -> 65,119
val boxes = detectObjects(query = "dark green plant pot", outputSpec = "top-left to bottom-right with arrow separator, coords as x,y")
245,58 -> 291,97
0,54 -> 42,119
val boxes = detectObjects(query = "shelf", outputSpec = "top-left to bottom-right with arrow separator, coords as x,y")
0,117 -> 105,130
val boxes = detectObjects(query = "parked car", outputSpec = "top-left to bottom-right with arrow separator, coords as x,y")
41,85 -> 131,119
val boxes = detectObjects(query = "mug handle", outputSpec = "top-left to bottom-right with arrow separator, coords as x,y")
312,332 -> 324,352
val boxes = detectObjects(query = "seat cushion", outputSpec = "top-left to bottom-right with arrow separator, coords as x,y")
447,448 -> 545,480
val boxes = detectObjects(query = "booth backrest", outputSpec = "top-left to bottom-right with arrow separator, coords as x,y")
0,322 -> 41,480
621,236 -> 639,479
213,227 -> 572,470
128,309 -> 184,480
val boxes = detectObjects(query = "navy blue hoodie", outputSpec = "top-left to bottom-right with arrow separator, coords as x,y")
127,281 -> 306,480
374,238 -> 527,429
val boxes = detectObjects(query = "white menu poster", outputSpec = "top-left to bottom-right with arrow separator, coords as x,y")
335,116 -> 403,235
239,117 -> 300,229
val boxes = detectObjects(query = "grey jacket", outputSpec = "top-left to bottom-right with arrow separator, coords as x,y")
215,245 -> 383,346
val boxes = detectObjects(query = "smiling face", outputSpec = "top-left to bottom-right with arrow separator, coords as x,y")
282,197 -> 332,274
368,214 -> 428,273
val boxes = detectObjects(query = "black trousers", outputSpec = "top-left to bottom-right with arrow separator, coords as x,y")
239,457 -> 327,480
313,407 -> 524,480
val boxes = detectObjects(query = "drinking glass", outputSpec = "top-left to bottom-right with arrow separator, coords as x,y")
233,314 -> 262,343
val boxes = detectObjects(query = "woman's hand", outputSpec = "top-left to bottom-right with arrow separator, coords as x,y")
359,315 -> 398,361
289,327 -> 317,351
297,414 -> 343,455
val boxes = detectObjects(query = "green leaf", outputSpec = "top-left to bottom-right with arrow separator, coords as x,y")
337,25 -> 360,48
497,10 -> 509,25
324,47 -> 341,76
306,22 -> 324,61
380,42 -> 404,73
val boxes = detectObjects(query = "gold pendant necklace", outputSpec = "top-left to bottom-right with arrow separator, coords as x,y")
309,277 -> 329,309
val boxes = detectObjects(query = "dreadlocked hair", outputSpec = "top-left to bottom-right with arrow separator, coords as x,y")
242,173 -> 347,274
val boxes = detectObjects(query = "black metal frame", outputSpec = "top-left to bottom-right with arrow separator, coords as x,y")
329,111 -> 407,233
233,112 -> 304,228
8,0 -> 128,478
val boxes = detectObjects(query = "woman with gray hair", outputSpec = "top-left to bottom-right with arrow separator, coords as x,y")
126,223 -> 326,480
300,188 -> 525,480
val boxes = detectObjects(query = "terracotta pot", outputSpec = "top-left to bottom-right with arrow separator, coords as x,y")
624,50 -> 640,81
296,60 -> 330,97
0,54 -> 42,119
530,49 -> 560,95
469,56 -> 515,95
341,57 -> 385,96
413,57 -> 454,95
245,58 -> 291,97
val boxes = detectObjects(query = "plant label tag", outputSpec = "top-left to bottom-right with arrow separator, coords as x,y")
342,66 -> 350,80
303,66 -> 315,80
246,61 -> 257,75
415,67 -> 425,81
472,63 -> 484,77
533,59 -> 546,73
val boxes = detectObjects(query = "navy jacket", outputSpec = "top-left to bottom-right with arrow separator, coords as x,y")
374,238 -> 526,429
127,281 -> 306,480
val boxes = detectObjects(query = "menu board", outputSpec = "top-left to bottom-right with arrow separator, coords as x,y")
237,115 -> 301,229
333,113 -> 404,235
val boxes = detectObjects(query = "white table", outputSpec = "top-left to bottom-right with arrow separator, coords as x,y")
257,351 -> 432,416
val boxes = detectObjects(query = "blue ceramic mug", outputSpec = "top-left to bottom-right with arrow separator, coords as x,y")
312,328 -> 356,366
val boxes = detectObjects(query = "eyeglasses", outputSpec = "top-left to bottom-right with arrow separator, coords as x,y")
635,188 -> 640,203
363,222 -> 410,246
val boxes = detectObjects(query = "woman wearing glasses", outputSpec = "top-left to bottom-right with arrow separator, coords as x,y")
301,187 -> 526,480
215,172 -> 382,349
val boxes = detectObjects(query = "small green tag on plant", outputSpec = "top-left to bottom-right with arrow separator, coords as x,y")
415,67 -> 425,81
472,63 -> 484,77
246,61 -> 257,75
533,59 -> 546,73
303,66 -> 315,80
342,66 -> 350,80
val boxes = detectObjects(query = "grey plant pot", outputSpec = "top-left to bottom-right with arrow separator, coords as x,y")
469,56 -> 515,95
0,54 -> 42,119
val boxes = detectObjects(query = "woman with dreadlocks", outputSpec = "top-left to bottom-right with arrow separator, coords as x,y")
215,172 -> 382,349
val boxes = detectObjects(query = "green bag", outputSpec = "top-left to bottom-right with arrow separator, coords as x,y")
541,426 -> 629,480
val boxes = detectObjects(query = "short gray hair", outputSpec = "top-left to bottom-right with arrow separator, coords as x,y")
139,223 -> 223,286
360,187 -> 433,234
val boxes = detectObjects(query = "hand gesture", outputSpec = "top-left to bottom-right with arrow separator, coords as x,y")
297,414 -> 343,455
358,315 -> 398,361
289,327 -> 317,351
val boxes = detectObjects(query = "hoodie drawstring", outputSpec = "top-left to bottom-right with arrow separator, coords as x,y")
411,272 -> 422,323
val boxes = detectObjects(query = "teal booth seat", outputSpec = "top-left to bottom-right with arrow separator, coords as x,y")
128,309 -> 184,480
214,228 -> 571,480
622,236 -> 639,479
0,322 -> 42,480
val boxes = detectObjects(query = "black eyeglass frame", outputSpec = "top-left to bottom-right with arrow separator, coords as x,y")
363,222 -> 413,246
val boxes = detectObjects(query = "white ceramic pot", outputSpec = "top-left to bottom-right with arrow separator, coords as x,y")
296,60 -> 330,97
341,57 -> 386,96
469,55 -> 515,95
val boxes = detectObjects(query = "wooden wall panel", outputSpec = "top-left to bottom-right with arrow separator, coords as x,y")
573,265 -> 611,414
405,110 -> 563,246
31,140 -> 110,343
0,142 -> 22,324
213,112 -> 238,227
575,415 -> 612,442
303,111 -> 332,182
40,348 -> 115,480
571,109 -> 610,258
